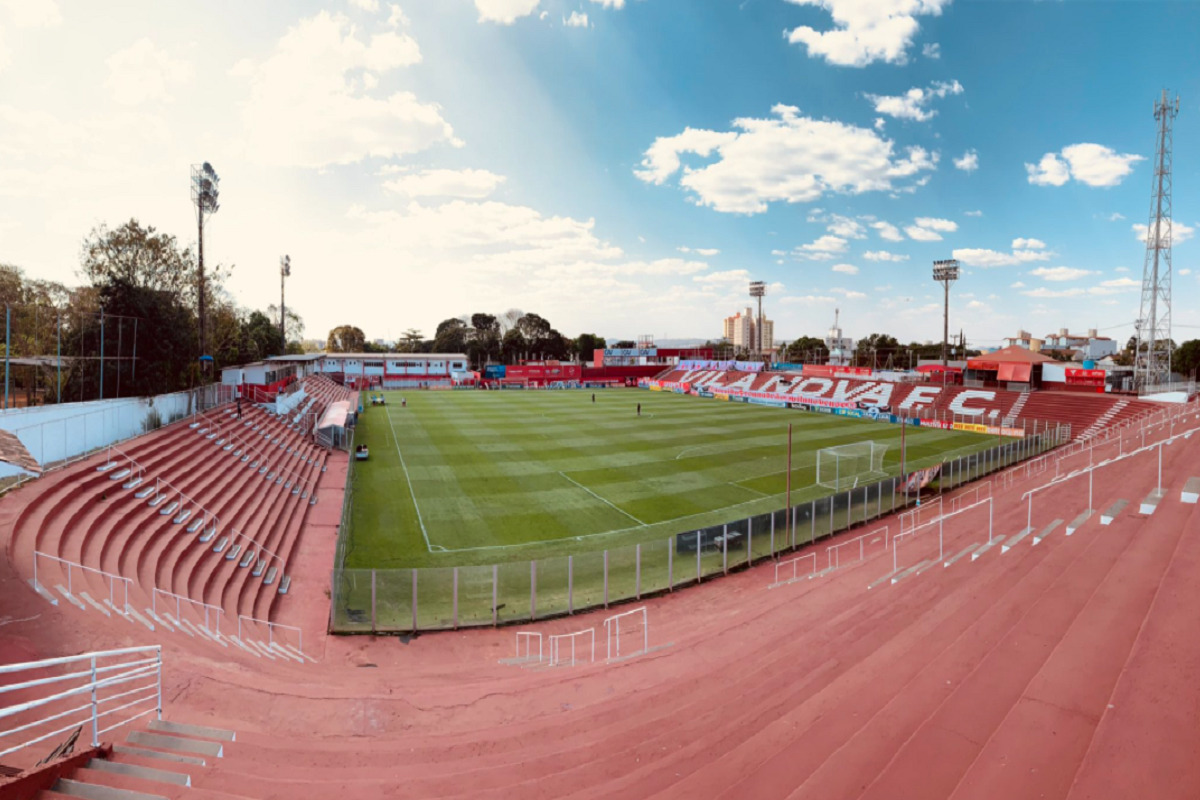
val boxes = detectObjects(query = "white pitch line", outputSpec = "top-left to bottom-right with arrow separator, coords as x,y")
383,405 -> 434,552
558,471 -> 646,526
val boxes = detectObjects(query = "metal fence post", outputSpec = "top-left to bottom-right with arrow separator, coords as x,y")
155,647 -> 162,720
453,567 -> 459,629
411,568 -> 418,632
90,655 -> 99,746
635,544 -> 641,600
370,569 -> 376,633
603,550 -> 609,607
722,524 -> 728,575
696,532 -> 701,582
811,500 -> 816,544
531,561 -> 537,621
667,538 -> 673,590
492,564 -> 498,626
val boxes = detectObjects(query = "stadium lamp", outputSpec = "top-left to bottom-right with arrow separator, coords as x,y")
749,281 -> 766,358
280,255 -> 291,351
931,259 -> 960,370
190,162 -> 220,372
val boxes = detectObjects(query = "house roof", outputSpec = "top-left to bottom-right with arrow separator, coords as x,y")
966,345 -> 1060,369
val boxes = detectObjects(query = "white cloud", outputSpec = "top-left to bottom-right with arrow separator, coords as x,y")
953,149 -> 978,173
1012,237 -> 1046,250
564,11 -> 589,27
870,220 -> 904,241
1100,277 -> 1139,288
785,0 -> 953,67
922,42 -> 940,59
1023,287 -> 1084,299
1030,266 -> 1094,282
693,269 -> 750,285
953,245 -> 1053,268
381,168 -> 506,198
590,0 -> 625,6
914,216 -> 957,232
801,235 -> 848,256
0,0 -> 61,27
863,250 -> 909,262
387,4 -> 410,26
825,214 -> 867,239
1180,268 -> 1192,276
635,104 -> 938,213
780,294 -> 836,304
905,225 -> 942,241
1027,143 -> 1143,187
1010,281 -> 1026,288
475,0 -> 540,24
349,0 -> 380,10
1104,212 -> 1125,222
966,299 -> 987,311
832,287 -> 866,299
1133,219 -> 1195,246
230,12 -> 452,168
964,209 -> 983,217
1025,152 -> 1069,186
677,246 -> 720,257
105,39 -> 194,106
832,263 -> 859,274
1114,266 -> 1130,273
865,79 -> 963,122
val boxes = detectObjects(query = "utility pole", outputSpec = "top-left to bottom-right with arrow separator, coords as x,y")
932,260 -> 960,370
191,162 -> 220,377
280,255 -> 291,353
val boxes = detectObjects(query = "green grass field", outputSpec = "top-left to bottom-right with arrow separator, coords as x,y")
343,389 -> 1000,569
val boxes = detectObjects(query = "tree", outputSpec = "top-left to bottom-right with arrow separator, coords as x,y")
780,336 -> 826,363
397,328 -> 425,353
855,333 -> 900,368
1174,339 -> 1200,378
469,313 -> 501,368
242,310 -> 281,361
574,333 -> 606,361
433,317 -> 468,353
266,304 -> 305,348
328,325 -> 366,353
501,328 -> 526,363
612,340 -> 636,349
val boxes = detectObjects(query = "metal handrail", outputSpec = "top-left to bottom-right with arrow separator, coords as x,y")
0,646 -> 162,757
238,614 -> 303,656
152,587 -> 224,634
33,550 -> 131,613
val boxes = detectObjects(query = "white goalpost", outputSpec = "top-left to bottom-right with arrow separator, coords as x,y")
816,441 -> 888,491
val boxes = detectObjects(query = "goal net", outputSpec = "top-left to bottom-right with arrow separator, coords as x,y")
816,441 -> 888,491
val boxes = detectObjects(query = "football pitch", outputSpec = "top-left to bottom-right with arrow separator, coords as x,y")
344,389 -> 999,568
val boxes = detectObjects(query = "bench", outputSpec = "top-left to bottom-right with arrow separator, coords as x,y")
891,559 -> 932,585
199,525 -> 217,543
1140,489 -> 1167,516
213,536 -> 228,554
122,476 -> 142,490
159,501 -> 179,517
264,566 -> 278,585
278,576 -> 291,595
187,517 -> 206,533
1066,509 -> 1093,535
134,486 -> 154,499
1182,477 -> 1200,504
972,533 -> 1007,561
1101,499 -> 1128,525
1001,526 -> 1035,553
252,559 -> 266,577
239,549 -> 256,568
109,468 -> 130,481
173,509 -> 191,525
943,542 -> 980,567
1031,518 -> 1063,545
147,493 -> 166,507
225,543 -> 241,561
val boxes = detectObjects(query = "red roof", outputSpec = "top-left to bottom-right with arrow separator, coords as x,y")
967,345 -> 1059,369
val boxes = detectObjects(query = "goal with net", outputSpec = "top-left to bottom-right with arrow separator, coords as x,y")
816,441 -> 888,491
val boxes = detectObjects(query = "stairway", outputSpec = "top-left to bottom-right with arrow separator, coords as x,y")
1077,398 -> 1129,441
35,720 -> 246,800
1002,389 -> 1031,427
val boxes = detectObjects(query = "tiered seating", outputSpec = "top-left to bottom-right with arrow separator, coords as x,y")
7,400 -> 331,651
1018,392 -> 1155,439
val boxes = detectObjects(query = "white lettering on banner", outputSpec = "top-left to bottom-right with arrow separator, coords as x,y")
900,385 -> 942,411
947,390 -> 996,417
852,382 -> 894,407
725,374 -> 758,391
758,375 -> 788,394
830,380 -> 886,403
793,377 -> 833,396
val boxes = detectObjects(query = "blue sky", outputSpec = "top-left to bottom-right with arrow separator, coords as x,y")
1,0 -> 1198,349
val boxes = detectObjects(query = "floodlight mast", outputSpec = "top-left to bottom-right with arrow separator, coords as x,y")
190,162 -> 220,375
932,259 -> 960,370
280,255 -> 291,352
749,281 -> 766,358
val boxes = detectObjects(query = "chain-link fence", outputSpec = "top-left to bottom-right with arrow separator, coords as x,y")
329,426 -> 1069,633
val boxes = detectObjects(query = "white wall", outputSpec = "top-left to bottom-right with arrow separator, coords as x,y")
0,384 -> 230,467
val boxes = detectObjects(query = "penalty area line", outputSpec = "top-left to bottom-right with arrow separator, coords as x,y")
558,471 -> 646,526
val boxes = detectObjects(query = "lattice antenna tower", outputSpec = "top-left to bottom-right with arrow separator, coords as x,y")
1135,90 -> 1180,388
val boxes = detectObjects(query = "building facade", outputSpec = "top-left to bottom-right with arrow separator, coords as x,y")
723,307 -> 773,353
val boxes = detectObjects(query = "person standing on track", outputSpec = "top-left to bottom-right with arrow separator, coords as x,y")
592,393 -> 595,403
637,402 -> 641,417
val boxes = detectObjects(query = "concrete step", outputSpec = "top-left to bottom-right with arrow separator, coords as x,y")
150,718 -> 236,742
85,758 -> 189,787
126,730 -> 223,758
51,777 -> 167,800
112,744 -> 205,767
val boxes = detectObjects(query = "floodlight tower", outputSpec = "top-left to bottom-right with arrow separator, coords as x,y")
749,280 -> 766,358
190,162 -> 220,373
1135,90 -> 1180,389
280,255 -> 291,352
932,259 -> 960,369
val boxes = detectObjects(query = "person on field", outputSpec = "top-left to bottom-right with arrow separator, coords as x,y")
592,393 -> 595,403
402,397 -> 407,408
637,403 -> 641,417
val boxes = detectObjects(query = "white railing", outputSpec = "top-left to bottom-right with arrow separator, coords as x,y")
237,615 -> 304,657
33,551 -> 132,614
97,445 -> 145,485
152,587 -> 224,634
0,646 -> 162,760
148,476 -> 219,537
1138,379 -> 1196,398
217,420 -> 314,496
